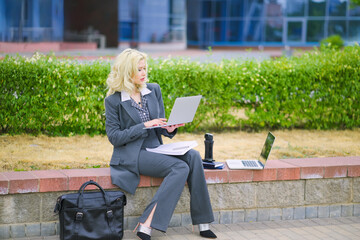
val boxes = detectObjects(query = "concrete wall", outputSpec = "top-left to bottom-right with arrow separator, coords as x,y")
1,156 -> 360,238
1,178 -> 360,238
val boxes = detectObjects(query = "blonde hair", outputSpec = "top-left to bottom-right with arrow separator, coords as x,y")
106,48 -> 148,97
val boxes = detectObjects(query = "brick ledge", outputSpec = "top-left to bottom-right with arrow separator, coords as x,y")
0,156 -> 359,195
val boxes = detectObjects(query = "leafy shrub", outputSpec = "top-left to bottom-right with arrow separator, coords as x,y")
1,45 -> 359,136
320,35 -> 345,50
0,53 -> 109,135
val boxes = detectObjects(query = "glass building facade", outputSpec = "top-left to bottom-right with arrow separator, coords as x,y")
1,0 -> 359,48
187,0 -> 360,47
118,0 -> 186,43
0,0 -> 185,44
0,0 -> 64,42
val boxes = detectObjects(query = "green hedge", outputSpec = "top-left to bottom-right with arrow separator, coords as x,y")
1,46 -> 359,136
0,53 -> 109,135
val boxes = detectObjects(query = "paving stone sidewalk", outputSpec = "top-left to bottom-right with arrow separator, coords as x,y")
14,216 -> 360,240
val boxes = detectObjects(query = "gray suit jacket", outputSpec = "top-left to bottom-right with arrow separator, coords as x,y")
105,83 -> 176,194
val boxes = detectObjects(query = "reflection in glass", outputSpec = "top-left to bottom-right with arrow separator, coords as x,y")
228,20 -> 244,42
308,0 -> 326,16
119,0 -> 136,41
328,20 -> 346,38
215,0 -> 227,18
244,19 -> 263,41
201,21 -> 213,46
187,0 -> 359,46
215,20 -> 226,42
349,4 -> 360,16
202,1 -> 212,18
286,0 -> 305,16
229,0 -> 245,17
246,0 -> 265,18
259,132 -> 275,165
265,18 -> 283,42
187,21 -> 198,41
39,0 -> 51,27
348,21 -> 360,41
265,0 -> 285,17
287,21 -> 302,42
119,0 -> 132,20
307,20 -> 324,42
120,22 -> 133,40
329,0 -> 347,16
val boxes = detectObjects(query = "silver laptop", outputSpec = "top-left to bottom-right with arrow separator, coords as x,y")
145,95 -> 202,129
226,132 -> 275,170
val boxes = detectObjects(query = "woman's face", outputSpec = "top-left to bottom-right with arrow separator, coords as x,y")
132,59 -> 147,86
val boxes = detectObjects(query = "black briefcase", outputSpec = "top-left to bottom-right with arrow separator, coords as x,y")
54,180 -> 126,240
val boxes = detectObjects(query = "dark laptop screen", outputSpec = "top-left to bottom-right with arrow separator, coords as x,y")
259,132 -> 276,165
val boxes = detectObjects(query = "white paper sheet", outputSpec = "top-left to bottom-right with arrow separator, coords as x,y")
146,141 -> 198,155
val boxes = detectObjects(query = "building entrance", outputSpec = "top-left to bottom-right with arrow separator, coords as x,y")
63,0 -> 118,48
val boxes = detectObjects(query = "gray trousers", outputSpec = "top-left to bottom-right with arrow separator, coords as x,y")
138,149 -> 214,232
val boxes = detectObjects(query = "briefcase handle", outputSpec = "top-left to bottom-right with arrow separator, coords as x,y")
77,180 -> 111,209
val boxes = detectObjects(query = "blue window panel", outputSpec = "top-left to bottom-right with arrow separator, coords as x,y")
39,0 -> 51,27
265,0 -> 285,17
118,0 -> 134,41
328,20 -> 346,38
246,0 -> 265,18
5,0 -> 23,27
1,0 -> 63,42
202,1 -> 212,18
307,20 -> 325,42
287,21 -> 302,42
349,3 -> 360,16
308,0 -> 326,16
286,0 -> 305,17
214,20 -> 226,42
229,0 -> 245,17
244,19 -> 263,42
329,0 -> 347,16
200,20 -> 213,46
228,20 -> 244,42
0,0 -> 6,41
215,0 -> 226,18
118,0 -> 170,43
51,0 -> 64,41
138,0 -> 169,42
187,21 -> 199,42
348,20 -> 360,42
119,0 -> 132,21
119,21 -> 136,40
265,18 -> 283,42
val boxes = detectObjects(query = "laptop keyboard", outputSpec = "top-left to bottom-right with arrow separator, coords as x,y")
242,160 -> 259,168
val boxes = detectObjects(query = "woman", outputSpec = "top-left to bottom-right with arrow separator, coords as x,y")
105,48 -> 217,240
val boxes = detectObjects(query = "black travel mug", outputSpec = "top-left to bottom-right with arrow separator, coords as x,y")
203,133 -> 214,162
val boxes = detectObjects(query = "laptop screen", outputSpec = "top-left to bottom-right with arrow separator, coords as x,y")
167,95 -> 202,125
258,132 -> 276,165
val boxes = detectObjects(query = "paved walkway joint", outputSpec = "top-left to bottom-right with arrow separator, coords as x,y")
15,216 -> 360,240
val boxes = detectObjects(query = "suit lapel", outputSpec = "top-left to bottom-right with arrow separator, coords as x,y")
116,92 -> 142,124
146,90 -> 158,120
121,101 -> 142,123
117,86 -> 158,123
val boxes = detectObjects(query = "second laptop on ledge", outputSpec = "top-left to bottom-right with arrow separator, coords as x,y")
226,132 -> 276,170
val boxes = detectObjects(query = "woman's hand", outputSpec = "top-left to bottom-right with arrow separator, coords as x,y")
162,124 -> 185,133
144,118 -> 167,128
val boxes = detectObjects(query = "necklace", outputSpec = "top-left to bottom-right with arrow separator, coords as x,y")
131,93 -> 142,106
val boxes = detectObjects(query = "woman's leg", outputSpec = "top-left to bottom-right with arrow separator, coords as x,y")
137,150 -> 190,232
176,149 -> 214,225
141,204 -> 156,228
